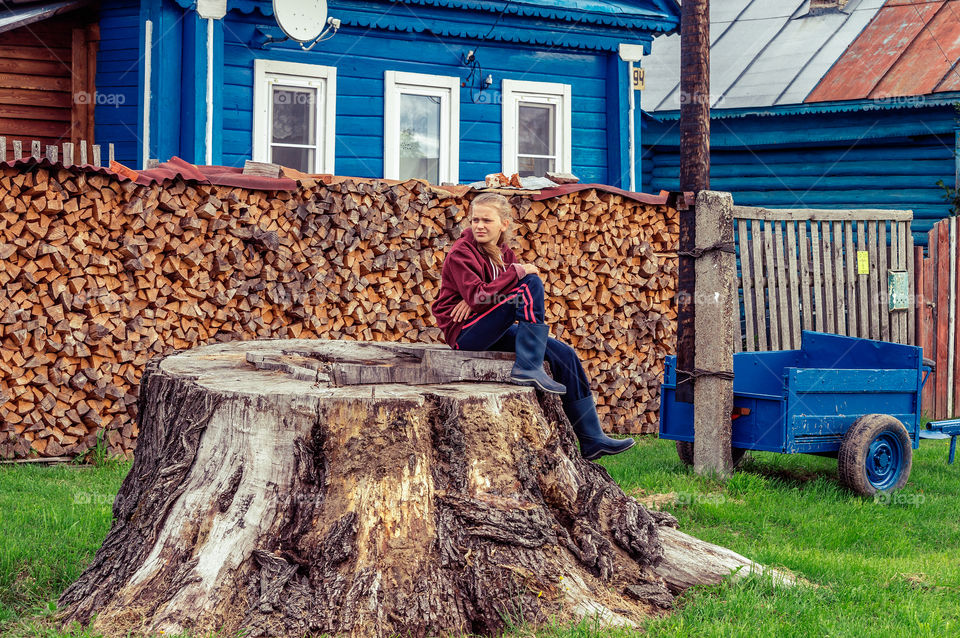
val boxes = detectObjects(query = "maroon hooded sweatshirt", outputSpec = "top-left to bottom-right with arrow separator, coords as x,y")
432,228 -> 527,347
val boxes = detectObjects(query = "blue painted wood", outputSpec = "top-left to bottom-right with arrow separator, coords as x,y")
643,108 -> 957,245
94,0 -> 142,166
152,0 -> 184,167
220,11 -> 619,182
661,331 -> 925,455
180,10 -> 208,164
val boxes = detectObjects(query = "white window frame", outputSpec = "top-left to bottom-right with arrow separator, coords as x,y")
253,59 -> 337,174
384,71 -> 460,184
501,79 -> 572,176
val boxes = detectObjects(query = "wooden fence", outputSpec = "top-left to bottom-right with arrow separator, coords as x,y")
733,206 -> 915,352
916,216 -> 959,420
0,137 -> 114,167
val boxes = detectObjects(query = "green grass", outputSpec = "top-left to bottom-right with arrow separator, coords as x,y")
2,437 -> 959,637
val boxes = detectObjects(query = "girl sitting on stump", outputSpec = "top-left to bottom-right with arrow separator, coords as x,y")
432,192 -> 635,461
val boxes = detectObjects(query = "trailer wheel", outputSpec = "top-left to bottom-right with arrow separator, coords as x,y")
676,441 -> 747,468
838,414 -> 912,496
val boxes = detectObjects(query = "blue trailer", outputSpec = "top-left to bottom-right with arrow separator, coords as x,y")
659,331 -> 928,495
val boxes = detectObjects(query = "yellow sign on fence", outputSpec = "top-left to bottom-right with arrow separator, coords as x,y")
857,250 -> 870,275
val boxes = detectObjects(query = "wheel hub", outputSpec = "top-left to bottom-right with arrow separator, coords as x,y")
866,432 -> 903,490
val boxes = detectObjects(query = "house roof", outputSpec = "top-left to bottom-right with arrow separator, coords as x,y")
221,0 -> 680,28
642,0 -> 889,112
807,0 -> 960,101
0,0 -> 92,34
216,0 -> 680,51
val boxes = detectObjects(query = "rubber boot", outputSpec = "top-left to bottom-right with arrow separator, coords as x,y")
510,322 -> 567,394
565,395 -> 635,461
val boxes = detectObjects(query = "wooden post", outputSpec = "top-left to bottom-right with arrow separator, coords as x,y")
677,0 -> 710,403
679,0 -> 710,192
676,195 -> 696,403
693,191 -> 735,477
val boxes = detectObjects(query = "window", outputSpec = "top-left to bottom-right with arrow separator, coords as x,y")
384,71 -> 459,184
501,79 -> 571,177
253,60 -> 336,173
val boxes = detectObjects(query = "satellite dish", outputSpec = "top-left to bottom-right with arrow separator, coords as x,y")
273,0 -> 328,42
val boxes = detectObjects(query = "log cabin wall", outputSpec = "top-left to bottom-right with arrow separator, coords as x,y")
0,161 -> 679,459
0,12 -> 99,160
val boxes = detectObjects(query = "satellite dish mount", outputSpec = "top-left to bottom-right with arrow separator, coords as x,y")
271,0 -> 340,50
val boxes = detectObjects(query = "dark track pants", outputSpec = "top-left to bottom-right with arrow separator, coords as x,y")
454,274 -> 591,401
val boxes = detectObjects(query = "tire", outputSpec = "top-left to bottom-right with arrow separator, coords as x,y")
676,441 -> 747,468
838,414 -> 912,496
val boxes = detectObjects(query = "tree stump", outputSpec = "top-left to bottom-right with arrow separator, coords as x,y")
58,340 -> 792,637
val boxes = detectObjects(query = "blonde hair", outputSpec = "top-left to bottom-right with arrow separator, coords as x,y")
469,193 -> 512,269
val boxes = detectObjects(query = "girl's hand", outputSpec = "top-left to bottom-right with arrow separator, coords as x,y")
521,263 -> 540,276
452,300 -> 472,323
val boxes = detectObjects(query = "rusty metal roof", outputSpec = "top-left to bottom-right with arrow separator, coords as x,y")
807,0 -> 960,102
642,0 -> 960,114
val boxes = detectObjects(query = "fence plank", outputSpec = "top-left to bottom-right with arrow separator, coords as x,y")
907,228 -> 915,347
62,142 -> 74,166
79,140 -> 88,165
936,220 -> 949,419
822,221 -> 836,334
798,220 -> 812,333
751,220 -> 768,351
949,218 -> 957,416
915,246 -> 929,415
890,221 -> 901,343
31,140 -> 40,159
0,136 -> 5,162
785,221 -> 801,348
954,218 -> 960,417
833,222 -> 847,336
923,228 -> 937,417
898,221 -> 909,344
879,221 -> 890,342
12,140 -> 22,160
733,207 -> 913,222
811,221 -> 824,333
92,144 -> 101,167
774,221 -> 791,348
764,221 -> 781,350
844,221 -> 857,336
738,219 -> 756,352
867,221 -> 880,340
855,221 -> 868,338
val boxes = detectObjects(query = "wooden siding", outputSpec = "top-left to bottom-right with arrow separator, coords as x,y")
916,215 -> 959,420
221,13 -> 613,183
0,13 -> 97,158
642,108 -> 957,246
93,0 -> 141,166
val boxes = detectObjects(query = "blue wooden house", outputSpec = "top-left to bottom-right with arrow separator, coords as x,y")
640,0 -> 960,244
93,0 -> 680,186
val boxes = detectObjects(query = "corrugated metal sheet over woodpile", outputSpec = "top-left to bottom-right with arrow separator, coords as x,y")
808,0 -> 960,101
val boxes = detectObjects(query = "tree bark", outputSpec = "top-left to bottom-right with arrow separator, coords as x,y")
58,340 -> 791,637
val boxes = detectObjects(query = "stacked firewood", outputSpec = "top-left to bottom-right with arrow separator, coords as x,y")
0,162 -> 678,458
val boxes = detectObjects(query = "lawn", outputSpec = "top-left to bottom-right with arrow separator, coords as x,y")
2,436 -> 958,637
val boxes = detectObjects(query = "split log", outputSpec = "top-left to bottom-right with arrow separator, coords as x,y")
58,340 -> 793,637
1,161 -> 680,461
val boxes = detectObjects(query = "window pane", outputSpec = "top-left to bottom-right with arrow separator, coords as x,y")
399,93 -> 441,183
518,156 -> 555,178
272,85 -> 317,146
271,146 -> 315,173
518,103 -> 555,157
